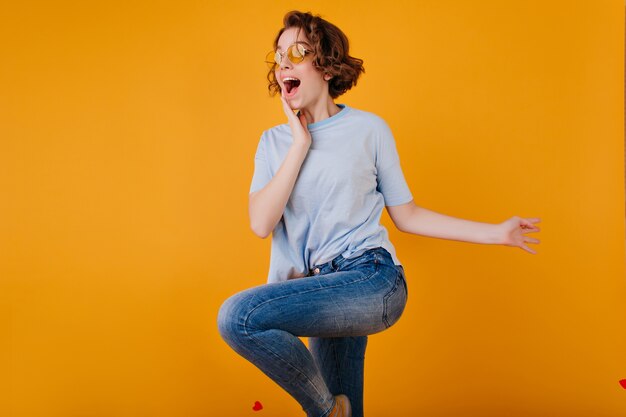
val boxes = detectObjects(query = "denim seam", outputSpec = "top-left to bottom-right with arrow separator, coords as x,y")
382,272 -> 401,328
331,339 -> 343,396
241,262 -> 381,409
321,399 -> 336,417
245,333 -> 331,409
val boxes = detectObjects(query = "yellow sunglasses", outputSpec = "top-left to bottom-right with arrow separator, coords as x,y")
266,43 -> 312,67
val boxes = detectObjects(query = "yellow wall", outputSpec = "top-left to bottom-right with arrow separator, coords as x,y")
2,1 -> 625,416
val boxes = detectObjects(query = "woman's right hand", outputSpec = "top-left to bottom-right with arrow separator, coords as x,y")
280,93 -> 311,149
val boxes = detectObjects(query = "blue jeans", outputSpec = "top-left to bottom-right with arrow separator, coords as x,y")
217,247 -> 408,417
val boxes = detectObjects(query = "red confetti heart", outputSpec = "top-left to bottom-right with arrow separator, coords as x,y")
619,379 -> 626,389
252,401 -> 263,411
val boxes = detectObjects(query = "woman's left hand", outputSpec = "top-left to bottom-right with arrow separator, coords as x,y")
497,216 -> 541,254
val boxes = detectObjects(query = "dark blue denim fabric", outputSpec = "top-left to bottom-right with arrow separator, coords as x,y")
217,247 -> 407,417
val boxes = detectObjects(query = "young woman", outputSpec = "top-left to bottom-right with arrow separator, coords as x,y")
218,10 -> 540,417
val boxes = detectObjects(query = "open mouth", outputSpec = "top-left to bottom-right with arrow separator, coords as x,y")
283,77 -> 301,95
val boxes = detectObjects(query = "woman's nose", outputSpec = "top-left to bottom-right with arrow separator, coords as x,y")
280,57 -> 292,70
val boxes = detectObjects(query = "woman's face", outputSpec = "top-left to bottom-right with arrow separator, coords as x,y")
275,27 -> 331,110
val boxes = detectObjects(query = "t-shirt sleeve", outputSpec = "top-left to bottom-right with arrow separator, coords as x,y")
375,121 -> 413,206
249,134 -> 271,194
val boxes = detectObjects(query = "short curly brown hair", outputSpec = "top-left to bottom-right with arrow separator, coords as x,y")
267,10 -> 365,99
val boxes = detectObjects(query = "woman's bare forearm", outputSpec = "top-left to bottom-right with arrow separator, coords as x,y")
403,205 -> 501,244
249,142 -> 309,238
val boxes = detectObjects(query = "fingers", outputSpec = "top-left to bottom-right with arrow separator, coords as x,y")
510,216 -> 541,254
520,217 -> 541,232
521,217 -> 541,227
280,95 -> 302,130
280,94 -> 297,119
280,94 -> 304,125
521,245 -> 537,255
279,92 -> 310,135
519,235 -> 540,254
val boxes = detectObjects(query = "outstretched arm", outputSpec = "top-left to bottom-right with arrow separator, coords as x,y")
386,200 -> 541,254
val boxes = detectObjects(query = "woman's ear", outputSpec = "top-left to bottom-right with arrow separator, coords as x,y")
324,73 -> 332,81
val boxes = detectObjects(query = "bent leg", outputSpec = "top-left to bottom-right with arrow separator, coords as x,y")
217,264 -> 399,417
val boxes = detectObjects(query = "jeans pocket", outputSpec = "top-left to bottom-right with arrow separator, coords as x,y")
382,271 -> 407,328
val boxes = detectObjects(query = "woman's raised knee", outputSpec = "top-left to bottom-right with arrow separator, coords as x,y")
217,291 -> 254,346
217,294 -> 240,343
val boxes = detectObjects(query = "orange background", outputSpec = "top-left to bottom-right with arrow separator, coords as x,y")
2,1 -> 626,416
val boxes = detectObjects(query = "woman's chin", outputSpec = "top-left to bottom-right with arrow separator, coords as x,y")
286,97 -> 303,111
285,90 -> 301,109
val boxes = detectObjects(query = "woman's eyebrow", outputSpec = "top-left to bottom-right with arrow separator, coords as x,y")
276,41 -> 311,51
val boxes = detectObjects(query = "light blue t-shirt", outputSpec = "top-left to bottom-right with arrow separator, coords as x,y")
250,104 -> 413,283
